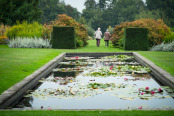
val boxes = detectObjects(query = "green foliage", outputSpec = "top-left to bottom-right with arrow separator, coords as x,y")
6,21 -> 43,39
108,26 -> 114,35
83,25 -> 95,37
98,0 -> 107,10
164,32 -> 174,44
124,28 -> 148,50
0,0 -> 41,26
52,26 -> 76,49
76,37 -> 84,47
135,9 -> 161,20
79,17 -> 87,24
82,0 -> 146,32
146,0 -> 174,27
111,19 -> 171,47
38,0 -> 80,24
84,0 -> 97,10
88,83 -> 116,89
43,14 -> 88,47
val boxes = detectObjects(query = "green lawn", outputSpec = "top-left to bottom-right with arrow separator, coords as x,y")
0,110 -> 174,116
0,40 -> 174,115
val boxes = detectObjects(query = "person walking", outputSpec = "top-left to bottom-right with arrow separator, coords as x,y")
94,28 -> 102,47
104,29 -> 111,47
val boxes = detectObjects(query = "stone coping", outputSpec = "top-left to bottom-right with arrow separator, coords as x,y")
0,52 -> 173,109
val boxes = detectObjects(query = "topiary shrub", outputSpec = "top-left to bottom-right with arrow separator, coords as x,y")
124,28 -> 148,50
43,14 -> 88,47
111,19 -> 170,48
52,26 -> 76,49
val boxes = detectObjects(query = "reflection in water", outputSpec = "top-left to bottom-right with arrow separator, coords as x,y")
13,55 -> 174,110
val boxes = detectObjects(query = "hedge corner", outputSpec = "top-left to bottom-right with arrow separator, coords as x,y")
124,28 -> 148,51
52,26 -> 76,49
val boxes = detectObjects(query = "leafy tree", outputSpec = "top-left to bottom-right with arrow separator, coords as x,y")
84,0 -> 96,10
98,0 -> 107,10
146,0 -> 174,27
64,5 -> 80,21
0,0 -> 41,26
82,9 -> 96,22
135,9 -> 161,20
112,0 -> 145,24
38,0 -> 65,24
38,0 -> 80,24
79,17 -> 87,24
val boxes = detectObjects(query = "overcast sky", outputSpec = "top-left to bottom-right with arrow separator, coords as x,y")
63,0 -> 146,13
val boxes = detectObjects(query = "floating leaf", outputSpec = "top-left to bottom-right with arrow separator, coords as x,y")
120,97 -> 135,100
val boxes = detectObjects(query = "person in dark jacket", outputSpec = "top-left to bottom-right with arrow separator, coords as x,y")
104,29 -> 111,47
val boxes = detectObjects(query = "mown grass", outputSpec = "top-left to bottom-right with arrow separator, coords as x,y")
0,110 -> 174,116
138,51 -> 174,76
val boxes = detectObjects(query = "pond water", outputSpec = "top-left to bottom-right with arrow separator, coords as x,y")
13,55 -> 174,110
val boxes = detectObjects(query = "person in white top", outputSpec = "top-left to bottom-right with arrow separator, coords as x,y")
94,28 -> 102,47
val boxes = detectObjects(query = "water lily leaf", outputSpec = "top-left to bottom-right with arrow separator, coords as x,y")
120,97 -> 135,100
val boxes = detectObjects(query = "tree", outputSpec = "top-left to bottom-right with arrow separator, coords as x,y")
98,0 -> 107,10
84,0 -> 96,10
82,0 -> 146,33
112,0 -> 145,24
0,0 -> 41,25
146,0 -> 174,27
135,9 -> 161,20
64,5 -> 80,21
38,0 -> 65,24
79,17 -> 87,24
38,0 -> 80,24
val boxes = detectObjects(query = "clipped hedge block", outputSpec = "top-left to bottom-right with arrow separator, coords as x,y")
52,26 -> 76,49
124,28 -> 148,51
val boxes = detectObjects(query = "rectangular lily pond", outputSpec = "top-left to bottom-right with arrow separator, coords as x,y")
12,54 -> 174,110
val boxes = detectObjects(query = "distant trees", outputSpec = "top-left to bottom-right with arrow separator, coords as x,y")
82,0 -> 174,32
0,0 -> 80,26
84,0 -> 96,10
82,0 -> 146,31
0,0 -> 42,25
38,0 -> 80,24
146,0 -> 174,27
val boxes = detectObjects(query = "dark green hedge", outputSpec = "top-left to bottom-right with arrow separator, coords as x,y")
52,26 -> 76,49
124,28 -> 148,51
